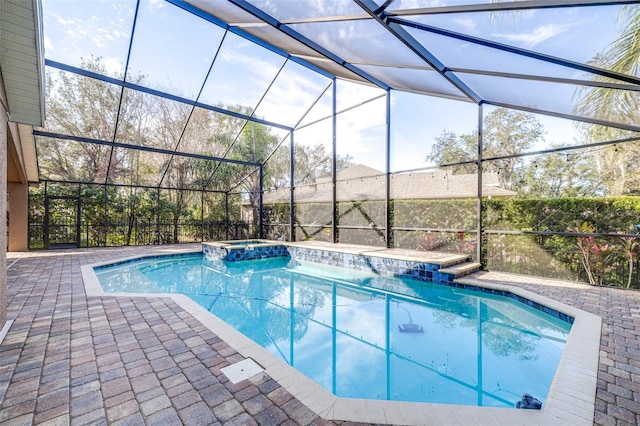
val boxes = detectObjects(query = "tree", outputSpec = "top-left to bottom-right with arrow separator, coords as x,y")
426,108 -> 544,190
426,130 -> 477,174
293,143 -> 354,185
575,6 -> 640,132
262,140 -> 356,194
483,108 -> 544,189
589,142 -> 640,196
517,146 -> 604,198
263,144 -> 291,190
232,121 -> 280,226
41,56 -> 150,184
156,104 -> 249,241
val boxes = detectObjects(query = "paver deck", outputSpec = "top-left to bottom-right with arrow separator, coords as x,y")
0,244 -> 638,425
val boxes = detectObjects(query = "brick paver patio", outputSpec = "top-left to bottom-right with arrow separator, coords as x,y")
0,244 -> 638,425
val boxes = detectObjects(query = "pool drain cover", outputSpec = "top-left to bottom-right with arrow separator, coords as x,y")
221,358 -> 264,384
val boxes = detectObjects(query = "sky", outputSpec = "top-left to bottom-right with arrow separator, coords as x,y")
41,0 -> 631,174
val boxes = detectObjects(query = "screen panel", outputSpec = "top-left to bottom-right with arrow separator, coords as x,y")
390,91 -> 477,172
357,64 -> 465,99
179,108 -> 242,158
199,31 -> 287,111
126,0 -> 225,99
390,166 -> 478,258
294,118 -> 333,186
42,0 -> 136,77
108,148 -> 172,187
114,88 -> 191,151
247,0 -> 366,21
296,86 -> 333,129
336,96 -> 386,173
290,19 -> 428,69
45,68 -> 123,141
336,174 -> 386,247
336,79 -> 386,112
405,5 -> 627,71
36,136 -> 111,184
465,74 -> 640,128
253,60 -> 332,128
263,138 -> 292,241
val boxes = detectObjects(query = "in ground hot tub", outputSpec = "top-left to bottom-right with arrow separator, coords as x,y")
202,239 -> 289,261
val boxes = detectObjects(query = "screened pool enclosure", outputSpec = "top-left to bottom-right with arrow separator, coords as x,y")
29,0 -> 640,288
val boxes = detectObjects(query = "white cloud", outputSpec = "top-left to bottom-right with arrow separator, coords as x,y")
55,16 -> 79,27
44,35 -> 54,52
492,23 -> 568,49
335,98 -> 386,170
453,18 -> 476,32
391,132 -> 432,171
392,0 -> 447,9
103,56 -> 124,76
148,0 -> 164,10
43,1 -> 133,70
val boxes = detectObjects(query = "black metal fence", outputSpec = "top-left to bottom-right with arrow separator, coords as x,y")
27,183 -> 640,289
28,180 -> 255,250
29,221 -> 253,249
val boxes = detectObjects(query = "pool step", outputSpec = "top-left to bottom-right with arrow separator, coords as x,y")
437,261 -> 482,279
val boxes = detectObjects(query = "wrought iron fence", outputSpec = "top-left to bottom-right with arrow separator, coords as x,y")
29,221 -> 254,249
27,186 -> 640,290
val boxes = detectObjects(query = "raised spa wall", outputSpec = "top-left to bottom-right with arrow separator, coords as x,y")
202,240 -> 289,262
203,241 -> 444,282
202,241 -> 574,325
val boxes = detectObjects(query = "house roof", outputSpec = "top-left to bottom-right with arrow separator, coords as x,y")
261,164 -> 515,204
0,0 -> 45,126
1,0 -> 43,185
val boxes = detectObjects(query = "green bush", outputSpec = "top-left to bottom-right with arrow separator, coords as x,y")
265,196 -> 640,288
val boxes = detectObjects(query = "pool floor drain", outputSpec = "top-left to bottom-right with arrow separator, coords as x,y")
220,358 -> 264,384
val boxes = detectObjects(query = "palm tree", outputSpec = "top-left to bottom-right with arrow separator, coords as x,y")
574,5 -> 640,135
572,6 -> 640,196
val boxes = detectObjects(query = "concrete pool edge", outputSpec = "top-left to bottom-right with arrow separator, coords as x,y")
81,248 -> 601,426
456,277 -> 601,425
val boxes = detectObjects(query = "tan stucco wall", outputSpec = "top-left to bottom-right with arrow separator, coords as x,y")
8,182 -> 28,251
7,121 -> 26,184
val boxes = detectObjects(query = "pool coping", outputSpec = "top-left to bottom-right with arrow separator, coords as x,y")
204,239 -> 283,247
80,244 -> 601,425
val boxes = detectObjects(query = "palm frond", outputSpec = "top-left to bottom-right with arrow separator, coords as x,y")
574,5 -> 640,139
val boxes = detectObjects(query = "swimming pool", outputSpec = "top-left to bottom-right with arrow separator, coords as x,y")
81,243 -> 601,424
94,252 -> 571,408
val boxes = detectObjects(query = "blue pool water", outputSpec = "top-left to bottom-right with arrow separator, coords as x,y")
95,253 -> 571,408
